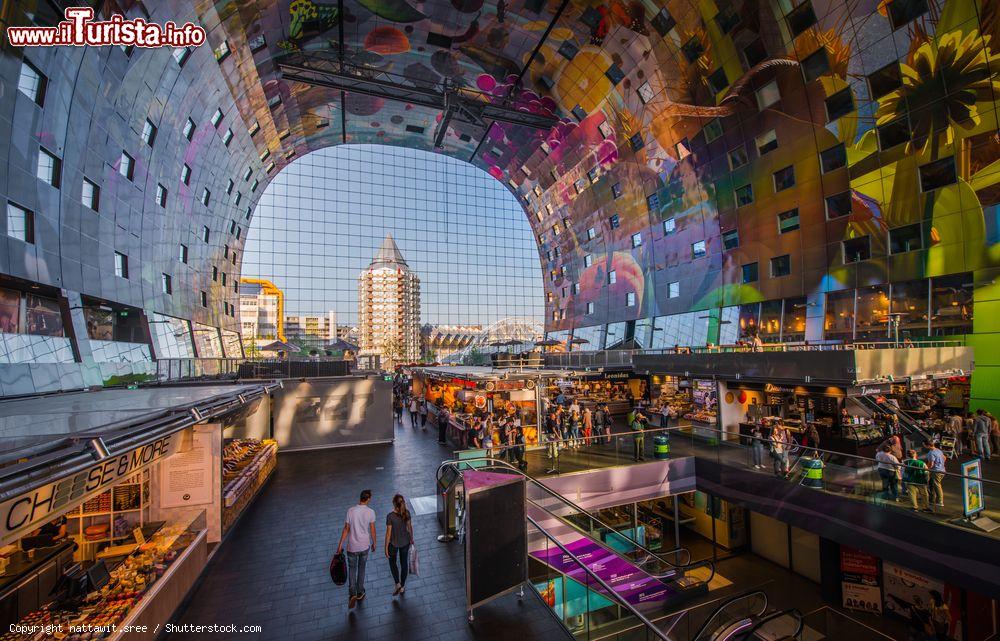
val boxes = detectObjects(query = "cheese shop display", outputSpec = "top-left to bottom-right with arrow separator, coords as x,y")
0,518 -> 200,641
222,438 -> 277,533
65,471 -> 149,561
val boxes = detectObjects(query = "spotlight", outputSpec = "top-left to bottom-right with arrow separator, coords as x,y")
86,437 -> 111,461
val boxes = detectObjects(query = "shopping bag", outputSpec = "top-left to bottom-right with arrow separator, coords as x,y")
408,544 -> 419,577
330,552 -> 347,585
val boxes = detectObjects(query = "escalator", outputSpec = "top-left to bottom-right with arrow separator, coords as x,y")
854,395 -> 932,447
667,590 -> 804,641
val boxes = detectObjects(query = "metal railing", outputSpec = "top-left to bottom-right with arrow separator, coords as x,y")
153,357 -> 353,382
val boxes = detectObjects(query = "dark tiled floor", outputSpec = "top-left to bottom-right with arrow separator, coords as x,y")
167,412 -> 570,641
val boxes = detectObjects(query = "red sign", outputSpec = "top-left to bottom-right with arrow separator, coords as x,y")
840,546 -> 878,577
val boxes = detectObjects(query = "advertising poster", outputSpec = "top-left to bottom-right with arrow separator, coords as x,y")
840,545 -> 881,614
160,429 -> 214,508
883,562 -> 961,641
962,459 -> 984,517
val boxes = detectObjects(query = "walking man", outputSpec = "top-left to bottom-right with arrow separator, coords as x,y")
902,449 -> 931,513
419,395 -> 428,430
974,409 -> 992,459
409,395 -> 419,429
923,441 -> 946,508
437,407 -> 450,445
632,410 -> 646,462
336,489 -> 377,609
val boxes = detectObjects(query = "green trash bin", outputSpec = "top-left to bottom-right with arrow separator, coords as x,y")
800,457 -> 824,489
653,435 -> 670,459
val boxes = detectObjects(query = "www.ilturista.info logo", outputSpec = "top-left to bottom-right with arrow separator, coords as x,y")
6,7 -> 205,48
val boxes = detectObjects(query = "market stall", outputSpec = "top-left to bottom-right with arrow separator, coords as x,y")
545,371 -> 648,416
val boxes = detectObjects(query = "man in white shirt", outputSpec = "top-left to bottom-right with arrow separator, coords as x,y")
337,489 -> 377,608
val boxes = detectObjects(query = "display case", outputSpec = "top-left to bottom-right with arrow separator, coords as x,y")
65,471 -> 149,561
221,438 -> 277,534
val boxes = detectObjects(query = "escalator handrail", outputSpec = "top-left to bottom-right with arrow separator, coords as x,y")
855,395 -> 932,443
437,457 -> 714,583
691,589 -> 768,641
525,513 -> 672,641
741,607 -> 803,640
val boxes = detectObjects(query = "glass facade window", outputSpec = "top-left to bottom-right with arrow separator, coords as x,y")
919,157 -> 957,192
181,163 -> 191,184
868,62 -> 902,99
760,300 -> 783,340
223,128 -> 234,146
825,191 -> 852,218
877,117 -> 910,150
931,274 -> 973,335
37,148 -> 60,187
785,0 -> 817,36
756,130 -> 777,156
211,108 -> 224,127
825,290 -> 855,341
773,165 -> 795,192
172,47 -> 191,66
114,252 -> 128,278
202,188 -> 211,206
722,229 -> 739,249
179,244 -> 188,263
586,227 -> 596,240
6,202 -> 33,244
162,273 -> 172,295
819,143 -> 847,173
728,145 -> 749,169
856,285 -> 890,341
586,302 -> 594,314
183,118 -> 196,140
631,232 -> 642,247
607,270 -> 616,284
735,184 -> 754,206
801,48 -> 829,82
663,217 -> 675,234
82,178 -> 100,211
891,279 -> 930,338
668,281 -> 680,298
626,292 -> 636,307
584,254 -> 593,267
737,303 -> 760,338
825,87 -> 854,121
888,0 -> 929,29
742,262 -> 758,283
202,226 -> 210,243
18,59 -> 46,105
782,297 -> 807,342
692,240 -> 707,258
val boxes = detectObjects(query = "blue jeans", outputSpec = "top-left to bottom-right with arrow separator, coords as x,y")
751,442 -> 764,467
976,433 -> 991,458
346,550 -> 369,597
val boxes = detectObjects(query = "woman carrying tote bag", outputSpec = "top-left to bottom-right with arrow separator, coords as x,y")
385,494 -> 414,596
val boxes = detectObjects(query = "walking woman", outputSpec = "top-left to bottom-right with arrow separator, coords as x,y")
385,494 -> 413,596
582,407 -> 594,445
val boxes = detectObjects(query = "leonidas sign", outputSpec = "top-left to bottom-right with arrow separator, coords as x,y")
1,431 -> 183,545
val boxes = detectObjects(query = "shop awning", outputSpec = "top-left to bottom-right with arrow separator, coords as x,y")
0,382 -> 278,544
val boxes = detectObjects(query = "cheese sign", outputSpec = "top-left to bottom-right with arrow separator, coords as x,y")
1,433 -> 180,545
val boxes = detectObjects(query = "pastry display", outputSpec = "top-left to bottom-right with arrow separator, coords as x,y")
222,439 -> 277,533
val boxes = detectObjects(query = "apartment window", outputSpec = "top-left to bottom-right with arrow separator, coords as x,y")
229,220 -> 237,234
801,48 -> 830,82
777,208 -> 800,233
663,217 -> 676,234
629,133 -> 644,152
82,178 -> 100,211
743,39 -> 767,67
722,229 -> 739,250
755,130 -> 778,156
728,145 -> 749,169
825,191 -> 852,218
611,182 -> 622,199
119,151 -> 134,180
181,163 -> 191,185
243,166 -> 253,181
141,119 -> 157,147
202,226 -> 210,243
631,233 -> 643,248
785,1 -> 817,37
868,63 -> 902,100
221,273 -> 227,286
773,166 -> 796,192
877,117 -> 910,150
172,47 -> 191,66
267,94 -> 282,109
692,240 -> 707,259
178,244 -> 188,263
668,281 -> 680,298
245,206 -> 252,220
919,157 -> 957,192
626,292 -> 636,307
161,273 -> 172,295
704,118 -> 723,142
223,128 -> 234,147
586,227 -> 596,240
825,88 -> 854,122
17,59 -> 46,105
212,266 -> 219,281
890,223 -> 923,253
248,120 -> 261,137
37,147 -> 60,187
651,7 -> 676,35
609,214 -> 620,229
742,262 -> 759,284
887,0 -> 928,29
183,118 -> 196,141
607,270 -> 617,285
735,184 -> 754,207
233,192 -> 242,206
584,254 -> 593,267
235,226 -> 242,240
210,110 -> 224,129
226,179 -> 234,195
707,68 -> 728,94
819,143 -> 847,173
200,291 -> 208,307
562,217 -> 572,230
201,188 -> 211,206
756,80 -> 780,110
573,282 -> 581,294
586,302 -> 595,315
214,40 -> 231,63
771,254 -> 791,277
251,179 -> 260,192
647,192 -> 660,212
843,236 -> 871,263
551,224 -> 561,237
681,37 -> 704,62
637,81 -> 654,103
114,252 -> 128,278
156,183 -> 167,207
6,202 -> 33,244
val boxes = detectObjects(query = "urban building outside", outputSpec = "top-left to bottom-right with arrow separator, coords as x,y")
357,234 -> 421,369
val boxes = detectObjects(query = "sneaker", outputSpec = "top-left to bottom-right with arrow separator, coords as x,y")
393,584 -> 402,596
349,596 -> 357,609
936,502 -> 945,507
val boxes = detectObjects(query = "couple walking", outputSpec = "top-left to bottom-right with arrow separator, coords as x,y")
335,490 -> 415,609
